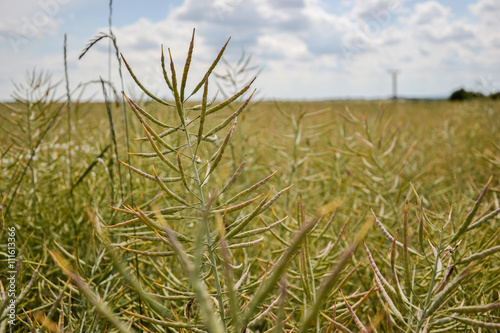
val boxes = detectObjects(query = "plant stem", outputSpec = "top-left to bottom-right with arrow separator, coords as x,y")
181,112 -> 227,332
416,229 -> 444,332
26,100 -> 39,231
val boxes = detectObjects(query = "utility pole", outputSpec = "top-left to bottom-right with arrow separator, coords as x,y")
388,69 -> 400,99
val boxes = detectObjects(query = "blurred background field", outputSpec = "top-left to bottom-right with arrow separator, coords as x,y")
4,98 -> 500,231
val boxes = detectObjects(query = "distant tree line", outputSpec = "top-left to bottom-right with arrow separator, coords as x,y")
449,88 -> 500,101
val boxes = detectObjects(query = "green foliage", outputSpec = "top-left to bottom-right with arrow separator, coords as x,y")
449,88 -> 500,101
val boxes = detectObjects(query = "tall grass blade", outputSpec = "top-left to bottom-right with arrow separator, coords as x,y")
451,176 -> 493,243
180,29 -> 195,102
121,53 -> 173,106
189,37 -> 231,97
300,219 -> 372,333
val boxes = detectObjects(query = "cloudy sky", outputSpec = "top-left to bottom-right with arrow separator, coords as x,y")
1,0 -> 499,101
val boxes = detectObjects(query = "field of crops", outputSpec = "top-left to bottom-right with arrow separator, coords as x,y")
1,44 -> 500,332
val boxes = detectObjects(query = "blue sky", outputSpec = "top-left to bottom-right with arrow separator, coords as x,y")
1,0 -> 499,101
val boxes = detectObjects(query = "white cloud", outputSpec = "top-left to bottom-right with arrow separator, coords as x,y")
350,0 -> 408,22
1,0 -> 500,101
0,0 -> 69,48
408,1 -> 450,25
256,34 -> 310,60
86,0 -> 353,99
468,0 -> 500,60
470,0 -> 500,26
